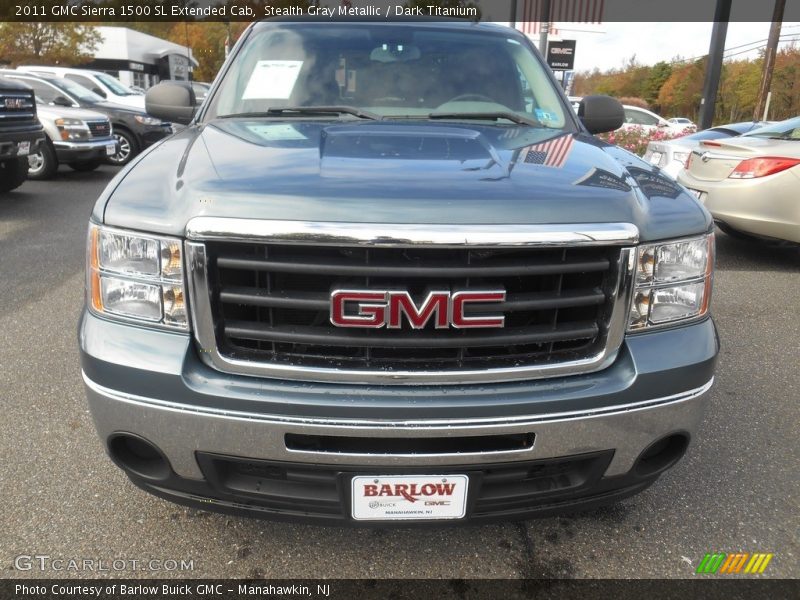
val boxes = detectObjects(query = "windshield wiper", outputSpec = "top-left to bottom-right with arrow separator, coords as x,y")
220,106 -> 382,121
426,111 -> 542,127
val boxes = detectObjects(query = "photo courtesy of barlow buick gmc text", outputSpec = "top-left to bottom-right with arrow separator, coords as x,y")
1,1 -> 799,597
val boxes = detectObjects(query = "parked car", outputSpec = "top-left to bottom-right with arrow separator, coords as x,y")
0,71 -> 171,165
16,66 -> 146,110
643,121 -> 772,179
678,116 -> 800,244
621,105 -> 689,135
80,20 -> 719,525
0,76 -> 45,192
667,117 -> 697,131
26,100 -> 117,179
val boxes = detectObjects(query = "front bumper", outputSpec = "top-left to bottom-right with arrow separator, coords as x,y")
0,127 -> 45,160
54,138 -> 118,162
80,311 -> 718,523
138,124 -> 172,148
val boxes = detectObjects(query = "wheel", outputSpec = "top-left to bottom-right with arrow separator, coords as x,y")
68,160 -> 101,172
26,141 -> 58,180
106,128 -> 139,166
0,157 -> 29,192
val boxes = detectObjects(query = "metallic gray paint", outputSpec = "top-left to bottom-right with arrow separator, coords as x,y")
96,122 -> 712,243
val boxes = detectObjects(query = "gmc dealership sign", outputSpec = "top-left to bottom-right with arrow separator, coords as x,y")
547,40 -> 577,70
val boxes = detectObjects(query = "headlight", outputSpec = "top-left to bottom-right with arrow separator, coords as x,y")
628,233 -> 714,331
134,115 -> 162,126
87,224 -> 187,330
55,117 -> 90,141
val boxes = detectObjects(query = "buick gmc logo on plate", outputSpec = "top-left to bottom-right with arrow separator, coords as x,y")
329,289 -> 506,329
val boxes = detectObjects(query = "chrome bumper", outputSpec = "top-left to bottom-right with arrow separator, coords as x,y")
84,372 -> 712,480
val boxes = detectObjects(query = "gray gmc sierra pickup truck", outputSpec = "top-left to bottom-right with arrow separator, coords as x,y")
79,20 -> 718,524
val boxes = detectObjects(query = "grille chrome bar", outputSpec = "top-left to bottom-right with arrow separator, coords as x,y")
215,255 -> 611,277
186,218 -> 639,247
224,321 -> 600,348
185,220 -> 637,385
218,287 -> 606,313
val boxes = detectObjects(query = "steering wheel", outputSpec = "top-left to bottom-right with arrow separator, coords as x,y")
441,94 -> 498,105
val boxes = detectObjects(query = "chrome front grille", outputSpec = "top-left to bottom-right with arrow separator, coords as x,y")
86,120 -> 111,138
0,91 -> 36,123
186,220 -> 637,384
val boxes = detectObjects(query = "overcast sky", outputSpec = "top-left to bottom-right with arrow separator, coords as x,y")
560,22 -> 800,72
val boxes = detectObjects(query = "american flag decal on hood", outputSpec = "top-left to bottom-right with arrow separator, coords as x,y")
519,134 -> 575,168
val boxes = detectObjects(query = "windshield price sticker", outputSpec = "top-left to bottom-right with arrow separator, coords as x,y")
242,60 -> 303,100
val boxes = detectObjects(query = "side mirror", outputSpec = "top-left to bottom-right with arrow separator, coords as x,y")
93,87 -> 107,98
52,95 -> 73,107
657,120 -> 669,128
145,82 -> 197,125
578,95 -> 625,134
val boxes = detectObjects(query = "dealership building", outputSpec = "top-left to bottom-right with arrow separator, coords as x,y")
82,27 -> 198,90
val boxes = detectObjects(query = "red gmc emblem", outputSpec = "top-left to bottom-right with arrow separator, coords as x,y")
329,289 -> 506,329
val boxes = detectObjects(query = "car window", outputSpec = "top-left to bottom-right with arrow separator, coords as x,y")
745,116 -> 800,139
49,77 -> 104,103
208,23 -> 569,129
12,77 -> 62,104
96,72 -> 136,96
625,108 -> 659,126
65,73 -> 97,92
684,129 -> 735,141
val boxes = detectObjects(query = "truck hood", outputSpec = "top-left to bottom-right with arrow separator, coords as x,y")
100,119 -> 711,242
36,104 -> 109,122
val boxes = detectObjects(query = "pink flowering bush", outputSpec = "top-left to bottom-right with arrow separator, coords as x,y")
597,126 -> 695,157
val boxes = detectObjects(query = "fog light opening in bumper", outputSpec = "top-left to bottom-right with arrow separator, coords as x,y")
633,433 -> 690,478
107,433 -> 172,481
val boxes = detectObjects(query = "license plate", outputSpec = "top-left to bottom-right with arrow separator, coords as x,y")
649,151 -> 662,165
351,475 -> 468,521
17,141 -> 30,156
105,143 -> 116,156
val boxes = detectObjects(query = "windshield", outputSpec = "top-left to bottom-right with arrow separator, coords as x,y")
744,116 -> 800,139
96,72 -> 139,96
208,23 -> 569,129
50,77 -> 104,103
684,129 -> 736,141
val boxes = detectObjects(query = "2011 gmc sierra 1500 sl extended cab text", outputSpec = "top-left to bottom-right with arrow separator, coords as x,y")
79,20 -> 718,524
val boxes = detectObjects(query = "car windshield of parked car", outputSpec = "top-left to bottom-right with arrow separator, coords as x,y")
50,77 -> 105,103
744,116 -> 800,139
684,129 -> 736,141
96,72 -> 139,96
208,23 -> 568,129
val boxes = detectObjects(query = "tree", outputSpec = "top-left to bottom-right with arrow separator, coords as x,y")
0,23 -> 100,66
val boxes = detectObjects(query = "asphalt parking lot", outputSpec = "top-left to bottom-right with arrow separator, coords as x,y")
1,165 -> 798,580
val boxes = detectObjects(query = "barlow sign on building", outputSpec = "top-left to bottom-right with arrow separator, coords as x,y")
546,40 -> 577,70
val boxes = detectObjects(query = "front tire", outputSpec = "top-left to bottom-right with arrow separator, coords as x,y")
106,128 -> 138,166
0,157 -> 29,192
27,141 -> 58,180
